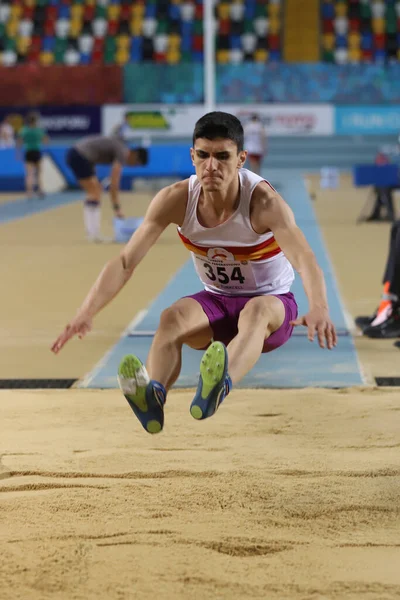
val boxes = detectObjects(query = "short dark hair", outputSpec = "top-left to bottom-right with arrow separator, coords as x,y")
193,111 -> 244,152
26,111 -> 39,127
133,147 -> 148,166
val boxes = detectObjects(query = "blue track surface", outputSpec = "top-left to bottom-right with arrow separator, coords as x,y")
80,169 -> 364,389
0,191 -> 81,225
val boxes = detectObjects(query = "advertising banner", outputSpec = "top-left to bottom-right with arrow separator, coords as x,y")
335,106 -> 400,135
224,104 -> 334,136
0,106 -> 101,138
102,105 -> 205,139
102,104 -> 334,138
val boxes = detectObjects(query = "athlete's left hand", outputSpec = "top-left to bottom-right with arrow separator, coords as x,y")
290,309 -> 337,349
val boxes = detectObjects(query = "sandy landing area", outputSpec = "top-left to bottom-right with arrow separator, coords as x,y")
1,387 -> 400,600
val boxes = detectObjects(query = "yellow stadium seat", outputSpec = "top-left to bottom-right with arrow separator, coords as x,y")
166,49 -> 181,64
70,19 -> 82,37
217,3 -> 230,20
269,17 -> 281,34
116,35 -> 130,50
254,49 -> 268,63
40,52 -> 54,66
25,0 -> 36,7
16,36 -> 30,55
108,5 -> 120,20
348,31 -> 361,49
86,0 -> 96,5
171,0 -> 182,4
6,20 -> 19,38
335,3 -> 347,17
10,5 -> 22,19
268,4 -> 280,18
130,18 -> 142,36
348,47 -> 361,62
217,49 -> 230,63
70,5 -> 84,20
372,17 -> 385,34
323,33 -> 335,50
115,50 -> 129,66
132,4 -> 145,18
168,34 -> 181,50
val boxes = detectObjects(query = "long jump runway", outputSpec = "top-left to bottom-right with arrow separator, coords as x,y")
81,170 -> 365,389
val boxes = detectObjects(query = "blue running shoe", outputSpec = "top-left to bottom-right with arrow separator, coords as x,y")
118,355 -> 165,434
190,341 -> 229,420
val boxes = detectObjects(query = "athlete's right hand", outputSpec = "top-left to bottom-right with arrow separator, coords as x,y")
51,314 -> 93,354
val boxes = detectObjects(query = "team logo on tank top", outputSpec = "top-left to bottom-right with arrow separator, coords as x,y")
207,248 -> 234,262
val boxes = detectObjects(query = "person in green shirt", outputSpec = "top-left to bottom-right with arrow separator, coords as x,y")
17,112 -> 49,199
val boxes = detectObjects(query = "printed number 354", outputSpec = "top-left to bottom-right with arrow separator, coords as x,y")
203,263 -> 245,284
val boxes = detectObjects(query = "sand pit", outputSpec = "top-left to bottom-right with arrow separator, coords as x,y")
1,387 -> 400,600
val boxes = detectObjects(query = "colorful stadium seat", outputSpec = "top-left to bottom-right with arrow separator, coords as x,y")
321,0 -> 400,63
0,0 -> 278,65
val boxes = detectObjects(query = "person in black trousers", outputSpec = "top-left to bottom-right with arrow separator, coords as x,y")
356,219 -> 400,338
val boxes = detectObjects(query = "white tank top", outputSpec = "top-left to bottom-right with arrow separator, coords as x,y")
178,168 -> 294,296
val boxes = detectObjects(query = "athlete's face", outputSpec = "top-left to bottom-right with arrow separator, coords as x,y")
191,138 -> 247,191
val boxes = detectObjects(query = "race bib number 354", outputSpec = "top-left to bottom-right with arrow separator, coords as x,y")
194,251 -> 256,291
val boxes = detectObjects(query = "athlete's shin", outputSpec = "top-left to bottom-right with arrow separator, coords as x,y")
227,296 -> 285,384
227,327 -> 266,384
146,330 -> 183,391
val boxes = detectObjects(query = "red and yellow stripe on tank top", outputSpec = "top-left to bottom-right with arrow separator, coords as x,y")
177,231 -> 282,262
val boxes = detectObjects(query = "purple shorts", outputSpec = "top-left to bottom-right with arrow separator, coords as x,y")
187,290 -> 298,353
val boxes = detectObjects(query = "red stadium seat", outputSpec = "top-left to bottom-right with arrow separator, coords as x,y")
374,33 -> 386,50
362,49 -> 373,62
195,4 -> 203,19
107,20 -> 119,36
93,37 -> 105,52
322,19 -> 335,33
120,4 -> 131,21
84,5 -> 95,22
91,48 -> 104,63
219,19 -> 231,35
46,6 -> 58,22
268,33 -> 280,51
349,18 -> 360,32
192,34 -> 203,52
44,20 -> 56,37
154,52 -> 166,63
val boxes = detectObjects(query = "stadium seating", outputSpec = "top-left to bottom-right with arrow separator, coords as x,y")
321,0 -> 400,64
0,0 -> 282,66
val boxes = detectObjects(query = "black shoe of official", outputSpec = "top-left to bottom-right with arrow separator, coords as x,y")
355,311 -> 377,332
363,307 -> 400,339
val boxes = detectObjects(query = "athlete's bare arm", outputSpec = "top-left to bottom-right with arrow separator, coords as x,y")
51,180 -> 188,353
250,182 -> 337,349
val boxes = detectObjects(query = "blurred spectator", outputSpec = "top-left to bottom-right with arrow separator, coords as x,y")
356,220 -> 400,338
65,134 -> 148,242
244,114 -> 267,175
0,115 -> 15,148
16,112 -> 49,200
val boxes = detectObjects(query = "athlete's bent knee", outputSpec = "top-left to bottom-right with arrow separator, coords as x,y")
240,298 -> 272,322
239,297 -> 284,335
158,306 -> 187,337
